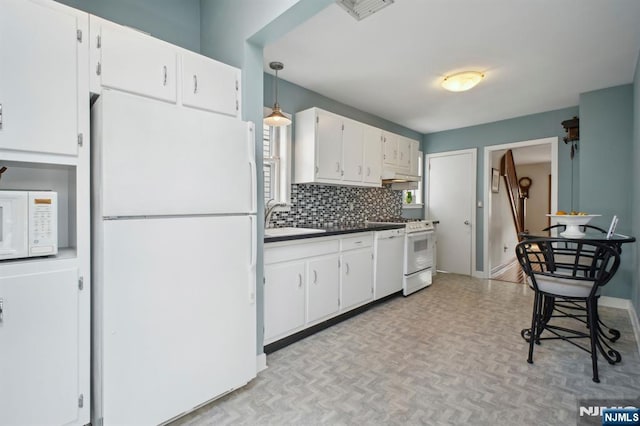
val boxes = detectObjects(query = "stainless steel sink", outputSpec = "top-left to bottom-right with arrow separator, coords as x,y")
264,227 -> 326,237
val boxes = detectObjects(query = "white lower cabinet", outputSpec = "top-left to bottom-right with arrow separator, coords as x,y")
264,232 -> 374,345
264,261 -> 306,342
340,235 -> 374,311
0,266 -> 81,426
307,255 -> 340,324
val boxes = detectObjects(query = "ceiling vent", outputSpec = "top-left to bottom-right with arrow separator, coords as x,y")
336,0 -> 394,21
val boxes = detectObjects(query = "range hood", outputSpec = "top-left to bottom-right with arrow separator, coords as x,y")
381,170 -> 420,184
381,170 -> 419,190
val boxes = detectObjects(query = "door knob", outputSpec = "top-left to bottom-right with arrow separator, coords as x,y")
464,220 -> 470,225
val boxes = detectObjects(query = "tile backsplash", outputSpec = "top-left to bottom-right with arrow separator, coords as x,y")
269,184 -> 403,228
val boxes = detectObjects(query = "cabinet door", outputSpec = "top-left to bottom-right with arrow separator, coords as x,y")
397,136 -> 412,170
382,132 -> 398,166
341,119 -> 364,182
181,52 -> 240,117
0,268 -> 80,426
98,19 -> 177,103
307,255 -> 340,323
410,141 -> 420,176
341,249 -> 373,311
0,0 -> 82,155
264,261 -> 306,342
363,125 -> 382,185
315,111 -> 343,181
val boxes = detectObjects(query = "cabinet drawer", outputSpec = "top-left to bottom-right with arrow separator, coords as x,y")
341,233 -> 373,251
265,238 -> 340,264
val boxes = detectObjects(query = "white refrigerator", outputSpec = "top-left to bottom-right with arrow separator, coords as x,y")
91,89 -> 257,425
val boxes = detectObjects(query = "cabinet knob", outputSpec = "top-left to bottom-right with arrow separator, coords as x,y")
193,75 -> 198,93
162,65 -> 168,86
335,162 -> 340,172
313,270 -> 318,284
298,273 -> 303,288
358,165 -> 362,175
345,263 -> 350,275
367,167 -> 371,176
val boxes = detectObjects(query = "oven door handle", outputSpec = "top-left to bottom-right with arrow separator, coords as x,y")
407,231 -> 432,239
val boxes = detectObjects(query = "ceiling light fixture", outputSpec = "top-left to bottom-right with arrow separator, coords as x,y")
264,61 -> 291,127
337,0 -> 394,21
441,71 -> 485,92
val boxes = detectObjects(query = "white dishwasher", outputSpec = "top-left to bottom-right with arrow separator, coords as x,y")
373,228 -> 405,299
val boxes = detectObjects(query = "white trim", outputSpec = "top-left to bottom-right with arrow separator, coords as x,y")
425,148 -> 477,276
628,303 -> 640,358
482,137 -> 558,277
256,353 -> 268,373
598,296 -> 631,310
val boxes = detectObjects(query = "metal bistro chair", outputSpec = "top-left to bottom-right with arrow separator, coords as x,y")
515,237 -> 621,383
539,224 -> 622,342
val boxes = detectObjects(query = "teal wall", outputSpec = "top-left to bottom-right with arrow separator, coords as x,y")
265,74 -> 421,140
632,53 -> 640,319
199,0 -> 333,354
54,0 -> 201,52
424,107 -> 578,272
579,85 -> 634,299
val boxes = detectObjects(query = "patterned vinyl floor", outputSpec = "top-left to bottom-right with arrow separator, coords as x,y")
172,274 -> 640,426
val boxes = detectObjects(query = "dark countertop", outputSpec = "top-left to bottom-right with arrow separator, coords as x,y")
264,223 -> 405,243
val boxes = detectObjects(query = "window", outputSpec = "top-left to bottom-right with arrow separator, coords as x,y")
262,109 -> 292,208
403,151 -> 423,207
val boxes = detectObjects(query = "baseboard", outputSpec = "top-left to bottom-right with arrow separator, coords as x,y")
598,296 -> 631,309
628,303 -> 640,358
256,353 -> 267,373
472,270 -> 487,279
491,257 -> 517,275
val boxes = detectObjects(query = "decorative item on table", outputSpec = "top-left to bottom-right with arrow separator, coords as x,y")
546,211 -> 601,238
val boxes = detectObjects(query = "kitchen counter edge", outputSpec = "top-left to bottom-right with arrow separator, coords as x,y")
264,223 -> 405,243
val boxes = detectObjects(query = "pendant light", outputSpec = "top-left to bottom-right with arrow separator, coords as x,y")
264,61 -> 291,127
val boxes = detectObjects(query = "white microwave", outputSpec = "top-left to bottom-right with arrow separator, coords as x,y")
0,190 -> 58,260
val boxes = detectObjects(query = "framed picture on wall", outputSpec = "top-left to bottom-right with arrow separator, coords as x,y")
491,168 -> 500,193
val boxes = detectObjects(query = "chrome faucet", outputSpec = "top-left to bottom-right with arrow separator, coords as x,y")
265,199 -> 287,228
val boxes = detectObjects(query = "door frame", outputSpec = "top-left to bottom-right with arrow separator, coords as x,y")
425,148 -> 477,276
482,137 -> 558,277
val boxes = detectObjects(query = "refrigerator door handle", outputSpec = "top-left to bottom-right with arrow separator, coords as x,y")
249,160 -> 257,214
249,215 -> 257,304
247,122 -> 257,214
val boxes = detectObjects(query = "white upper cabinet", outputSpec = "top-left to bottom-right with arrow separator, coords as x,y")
91,17 -> 177,103
181,52 -> 240,117
363,125 -> 382,184
294,107 -> 381,187
315,109 -> 343,181
90,16 -> 241,117
382,131 -> 399,168
0,0 -> 87,156
341,118 -> 364,183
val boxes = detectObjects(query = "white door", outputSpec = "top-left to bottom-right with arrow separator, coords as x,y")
0,268 -> 80,426
94,89 -> 255,217
426,150 -> 476,275
0,0 -> 82,156
99,215 -> 256,426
